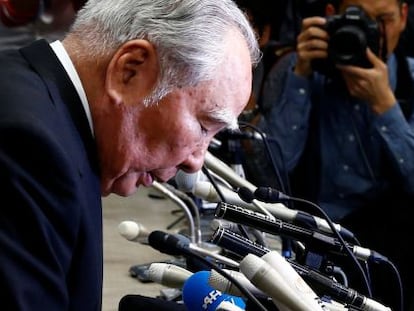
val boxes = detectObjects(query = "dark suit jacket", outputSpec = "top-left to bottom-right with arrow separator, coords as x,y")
0,39 -> 102,310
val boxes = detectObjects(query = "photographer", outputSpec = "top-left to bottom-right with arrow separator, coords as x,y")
246,0 -> 414,310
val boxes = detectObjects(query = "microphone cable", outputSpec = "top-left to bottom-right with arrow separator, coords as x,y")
265,193 -> 373,298
273,162 -> 403,311
238,121 -> 296,257
238,121 -> 291,202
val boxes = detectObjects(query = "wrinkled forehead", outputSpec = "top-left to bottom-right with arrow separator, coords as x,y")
208,30 -> 254,126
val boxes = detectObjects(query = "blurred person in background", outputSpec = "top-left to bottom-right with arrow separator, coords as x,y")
0,0 -> 87,50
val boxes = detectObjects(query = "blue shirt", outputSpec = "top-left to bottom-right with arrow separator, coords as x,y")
258,52 -> 414,220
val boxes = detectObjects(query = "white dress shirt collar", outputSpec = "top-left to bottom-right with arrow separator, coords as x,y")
50,40 -> 94,136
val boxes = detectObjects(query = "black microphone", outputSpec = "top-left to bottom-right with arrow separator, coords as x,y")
238,187 -> 355,240
214,202 -> 388,263
210,227 -> 269,259
243,186 -> 290,202
147,231 -> 239,268
254,186 -> 293,203
210,227 -> 391,311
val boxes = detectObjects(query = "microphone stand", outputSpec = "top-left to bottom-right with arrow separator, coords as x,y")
151,181 -> 199,244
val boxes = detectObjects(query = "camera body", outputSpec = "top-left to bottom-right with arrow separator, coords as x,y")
312,5 -> 381,76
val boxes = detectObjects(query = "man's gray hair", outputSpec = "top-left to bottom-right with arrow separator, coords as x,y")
68,0 -> 261,103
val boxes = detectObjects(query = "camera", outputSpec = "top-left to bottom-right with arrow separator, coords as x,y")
312,5 -> 381,76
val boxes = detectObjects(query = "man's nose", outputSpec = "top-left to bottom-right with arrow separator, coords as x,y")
178,148 -> 206,173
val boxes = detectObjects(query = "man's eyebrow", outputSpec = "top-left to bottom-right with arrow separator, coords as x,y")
208,108 -> 239,130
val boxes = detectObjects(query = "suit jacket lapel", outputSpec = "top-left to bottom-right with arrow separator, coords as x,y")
19,39 -> 99,172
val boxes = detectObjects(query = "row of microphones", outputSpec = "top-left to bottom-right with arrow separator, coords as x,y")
175,167 -> 355,240
145,230 -> 385,311
126,225 -> 391,311
145,235 -> 391,311
209,225 -> 392,311
214,201 -> 388,264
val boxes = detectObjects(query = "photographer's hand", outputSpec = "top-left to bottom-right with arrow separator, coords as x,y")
337,48 -> 396,115
294,16 -> 328,77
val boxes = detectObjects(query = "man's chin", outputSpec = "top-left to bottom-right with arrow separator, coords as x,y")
102,180 -> 140,197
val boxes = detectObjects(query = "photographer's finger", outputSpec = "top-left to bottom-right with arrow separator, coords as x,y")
365,48 -> 382,66
301,16 -> 327,30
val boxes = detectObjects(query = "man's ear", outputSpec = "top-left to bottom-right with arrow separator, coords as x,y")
105,39 -> 159,106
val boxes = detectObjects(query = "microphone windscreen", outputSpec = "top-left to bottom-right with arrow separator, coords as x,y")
237,187 -> 255,203
148,263 -> 193,288
118,221 -> 149,241
253,187 -> 273,202
182,271 -> 246,311
175,170 -> 200,192
148,231 -> 184,256
254,187 -> 290,202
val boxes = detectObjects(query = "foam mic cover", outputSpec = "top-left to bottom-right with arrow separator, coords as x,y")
148,230 -> 190,256
182,271 -> 246,311
254,187 -> 290,202
118,220 -> 150,243
237,187 -> 255,203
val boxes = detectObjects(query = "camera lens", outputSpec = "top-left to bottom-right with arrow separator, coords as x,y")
329,25 -> 367,65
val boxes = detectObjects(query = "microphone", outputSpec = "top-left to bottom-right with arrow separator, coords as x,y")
174,169 -> 203,193
176,174 -> 294,221
211,228 -> 391,311
239,253 -> 323,311
148,230 -> 239,268
182,271 -> 246,311
253,187 -> 291,203
147,263 -> 193,288
210,227 -> 269,259
194,181 -> 281,219
204,151 -> 257,192
238,187 -> 354,240
261,251 -> 325,310
118,220 -> 150,244
215,202 -> 388,263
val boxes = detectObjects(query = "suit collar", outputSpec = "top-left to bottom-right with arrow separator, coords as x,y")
19,39 -> 99,171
